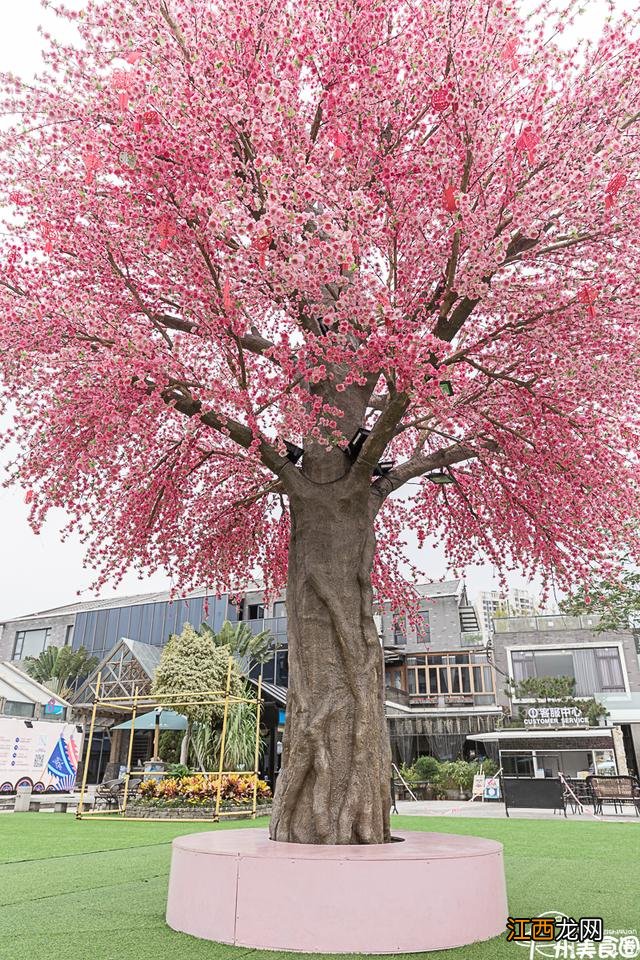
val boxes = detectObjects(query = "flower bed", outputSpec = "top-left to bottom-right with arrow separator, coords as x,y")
129,773 -> 272,819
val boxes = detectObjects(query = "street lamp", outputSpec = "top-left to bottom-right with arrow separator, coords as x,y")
426,469 -> 455,485
284,441 -> 303,464
346,427 -> 371,460
373,460 -> 395,477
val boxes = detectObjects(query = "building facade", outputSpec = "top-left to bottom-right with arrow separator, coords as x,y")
490,612 -> 640,777
476,588 -> 537,639
1,578 -> 501,776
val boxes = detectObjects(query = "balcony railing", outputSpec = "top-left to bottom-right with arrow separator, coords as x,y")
244,617 -> 288,640
493,614 -> 603,633
460,631 -> 485,646
407,693 -> 498,708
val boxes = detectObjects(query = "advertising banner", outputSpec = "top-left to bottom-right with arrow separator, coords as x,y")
0,718 -> 83,793
483,775 -> 501,800
471,774 -> 486,800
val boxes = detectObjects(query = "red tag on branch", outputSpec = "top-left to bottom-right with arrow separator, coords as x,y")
605,172 -> 627,210
516,126 -> 538,165
578,284 -> 599,319
158,217 -> 176,250
443,184 -> 458,213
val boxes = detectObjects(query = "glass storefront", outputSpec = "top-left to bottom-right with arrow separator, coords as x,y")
500,748 -> 617,778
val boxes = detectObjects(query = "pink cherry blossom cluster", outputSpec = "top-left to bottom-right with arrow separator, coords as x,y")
0,0 -> 639,605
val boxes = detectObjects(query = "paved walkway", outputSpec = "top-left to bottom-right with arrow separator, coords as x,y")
395,799 -> 640,822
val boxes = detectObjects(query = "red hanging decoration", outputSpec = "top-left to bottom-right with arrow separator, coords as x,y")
516,126 -> 539,165
331,129 -> 348,161
111,69 -> 133,112
578,285 -> 599,320
158,217 -> 176,251
605,172 -> 627,210
82,147 -> 101,184
443,184 -> 458,213
430,83 -> 458,113
252,233 -> 273,269
502,38 -> 519,71
223,278 -> 233,311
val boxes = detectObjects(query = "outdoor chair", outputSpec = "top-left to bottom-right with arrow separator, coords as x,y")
94,779 -> 121,810
561,777 -> 595,815
586,775 -> 640,816
115,777 -> 142,810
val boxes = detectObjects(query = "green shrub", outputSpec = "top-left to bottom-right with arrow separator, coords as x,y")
397,763 -> 419,787
165,763 -> 192,779
433,759 -> 498,794
413,755 -> 441,781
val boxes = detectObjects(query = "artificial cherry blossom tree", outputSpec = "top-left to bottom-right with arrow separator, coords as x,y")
1,0 -> 640,844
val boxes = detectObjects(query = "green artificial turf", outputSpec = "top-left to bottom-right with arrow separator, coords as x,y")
1,813 -> 638,960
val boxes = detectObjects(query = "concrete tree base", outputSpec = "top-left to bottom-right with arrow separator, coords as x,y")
166,829 -> 508,953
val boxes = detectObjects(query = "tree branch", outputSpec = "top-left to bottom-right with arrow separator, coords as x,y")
376,440 -> 498,496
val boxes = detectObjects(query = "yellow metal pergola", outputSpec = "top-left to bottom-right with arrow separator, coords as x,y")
77,658 -> 263,822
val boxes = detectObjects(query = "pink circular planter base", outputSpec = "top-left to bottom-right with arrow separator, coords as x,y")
166,828 -> 508,954
167,829 -> 507,953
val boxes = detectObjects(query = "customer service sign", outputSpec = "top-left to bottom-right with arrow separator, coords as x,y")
0,718 -> 82,793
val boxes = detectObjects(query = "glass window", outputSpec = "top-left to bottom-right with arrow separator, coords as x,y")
417,671 -> 427,694
511,650 -> 535,682
276,651 -> 289,686
595,648 -> 625,692
247,604 -> 265,620
3,700 -> 35,718
417,611 -> 430,642
593,750 -> 616,775
502,752 -> 534,777
226,601 -> 241,622
512,646 -> 625,695
407,671 -> 416,694
260,658 -> 275,683
273,601 -> 286,618
533,651 -> 575,680
13,628 -> 52,660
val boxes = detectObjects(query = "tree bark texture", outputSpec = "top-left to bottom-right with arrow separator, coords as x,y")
269,484 -> 392,844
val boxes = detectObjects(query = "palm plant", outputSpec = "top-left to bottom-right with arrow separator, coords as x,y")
198,619 -> 274,667
23,645 -> 97,699
191,684 -> 265,772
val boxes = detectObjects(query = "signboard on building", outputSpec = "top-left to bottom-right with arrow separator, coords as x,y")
0,718 -> 82,793
44,698 -> 64,717
523,706 -> 587,727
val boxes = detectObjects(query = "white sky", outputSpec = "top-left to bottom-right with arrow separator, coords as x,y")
0,0 -> 626,621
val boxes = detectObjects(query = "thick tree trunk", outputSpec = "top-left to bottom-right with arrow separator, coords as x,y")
269,487 -> 391,844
